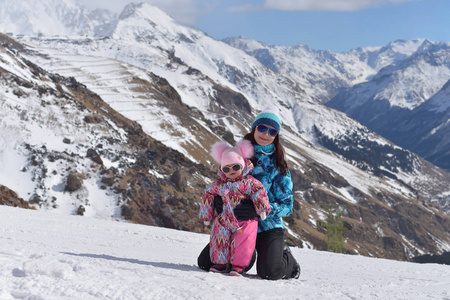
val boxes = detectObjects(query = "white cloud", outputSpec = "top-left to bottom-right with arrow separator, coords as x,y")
227,3 -> 265,13
78,0 -> 216,25
143,0 -> 216,25
229,0 -> 422,12
77,0 -> 130,12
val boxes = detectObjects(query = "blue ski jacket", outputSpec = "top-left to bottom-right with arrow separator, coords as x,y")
251,143 -> 293,232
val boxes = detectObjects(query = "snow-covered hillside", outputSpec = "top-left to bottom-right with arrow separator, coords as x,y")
0,38 -> 122,218
1,205 -> 450,300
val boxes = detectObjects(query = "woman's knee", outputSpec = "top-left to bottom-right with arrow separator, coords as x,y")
257,261 -> 284,280
259,269 -> 284,280
197,243 -> 211,271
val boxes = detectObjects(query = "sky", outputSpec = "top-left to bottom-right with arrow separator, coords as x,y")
2,205 -> 450,299
78,0 -> 450,52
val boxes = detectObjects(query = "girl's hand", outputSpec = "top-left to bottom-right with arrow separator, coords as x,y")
260,211 -> 267,220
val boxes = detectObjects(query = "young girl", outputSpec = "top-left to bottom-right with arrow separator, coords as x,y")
199,139 -> 271,276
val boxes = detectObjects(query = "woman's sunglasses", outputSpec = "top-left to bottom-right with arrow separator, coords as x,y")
256,125 -> 278,137
222,164 -> 242,173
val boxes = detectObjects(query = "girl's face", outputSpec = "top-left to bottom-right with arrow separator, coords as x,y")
254,124 -> 277,146
222,164 -> 243,180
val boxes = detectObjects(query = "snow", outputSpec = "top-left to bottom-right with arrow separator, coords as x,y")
1,205 -> 450,299
0,144 -> 34,197
336,187 -> 358,204
374,58 -> 450,110
0,49 -> 131,218
426,80 -> 450,113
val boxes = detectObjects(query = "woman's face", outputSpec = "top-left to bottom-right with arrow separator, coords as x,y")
254,124 -> 277,146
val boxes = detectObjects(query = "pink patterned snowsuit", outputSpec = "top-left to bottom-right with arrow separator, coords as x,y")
199,159 -> 271,268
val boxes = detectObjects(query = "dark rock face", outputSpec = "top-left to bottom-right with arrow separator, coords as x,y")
65,173 -> 84,192
0,185 -> 33,209
87,149 -> 103,165
170,169 -> 187,192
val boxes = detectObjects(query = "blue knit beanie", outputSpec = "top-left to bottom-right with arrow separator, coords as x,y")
251,106 -> 281,133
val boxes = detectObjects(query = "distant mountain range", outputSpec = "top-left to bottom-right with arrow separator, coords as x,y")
326,42 -> 450,170
1,0 -> 450,260
224,37 -> 450,171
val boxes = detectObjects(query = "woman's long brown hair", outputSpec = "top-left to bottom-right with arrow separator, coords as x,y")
243,128 -> 288,176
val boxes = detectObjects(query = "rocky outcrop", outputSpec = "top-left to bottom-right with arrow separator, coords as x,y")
0,185 -> 34,209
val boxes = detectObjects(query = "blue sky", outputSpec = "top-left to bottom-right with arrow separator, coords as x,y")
81,0 -> 450,52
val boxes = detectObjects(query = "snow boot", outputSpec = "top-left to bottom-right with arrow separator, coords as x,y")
210,264 -> 229,273
229,266 -> 244,277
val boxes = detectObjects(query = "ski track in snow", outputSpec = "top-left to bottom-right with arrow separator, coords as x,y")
1,206 -> 449,300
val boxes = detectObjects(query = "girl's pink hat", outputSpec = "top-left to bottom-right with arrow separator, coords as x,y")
211,139 -> 254,169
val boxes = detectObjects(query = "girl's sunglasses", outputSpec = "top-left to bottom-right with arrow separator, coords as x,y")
256,125 -> 278,137
222,164 -> 242,173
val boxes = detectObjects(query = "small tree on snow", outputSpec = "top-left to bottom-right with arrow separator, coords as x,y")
318,204 -> 348,253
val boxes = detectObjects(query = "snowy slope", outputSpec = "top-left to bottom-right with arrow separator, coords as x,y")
0,44 -> 129,218
384,80 -> 450,171
4,2 -> 448,188
223,36 -> 450,170
348,39 -> 426,71
425,79 -> 450,113
1,205 -> 450,299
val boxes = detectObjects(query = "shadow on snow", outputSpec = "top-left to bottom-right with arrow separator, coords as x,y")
61,252 -> 202,273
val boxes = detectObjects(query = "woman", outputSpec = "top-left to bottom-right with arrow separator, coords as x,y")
198,106 -> 300,280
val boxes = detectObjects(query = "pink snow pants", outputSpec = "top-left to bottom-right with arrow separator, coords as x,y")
209,218 -> 258,267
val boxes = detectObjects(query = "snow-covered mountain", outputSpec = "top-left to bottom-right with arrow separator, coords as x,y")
225,36 -> 450,171
328,40 -> 450,112
327,41 -> 450,170
377,79 -> 450,170
1,1 -> 450,261
223,37 -> 426,103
